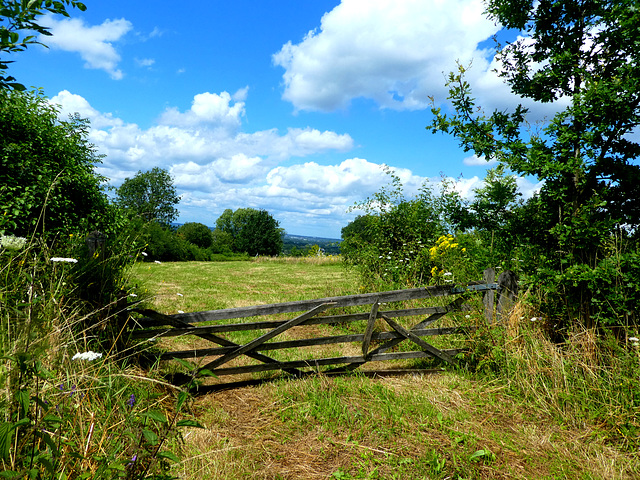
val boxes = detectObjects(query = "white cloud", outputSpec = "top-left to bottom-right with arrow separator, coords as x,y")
157,91 -> 246,130
135,57 -> 155,68
267,158 -> 387,196
49,90 -> 123,129
50,88 -> 543,237
42,16 -> 132,79
463,154 -> 498,167
273,0 -> 499,112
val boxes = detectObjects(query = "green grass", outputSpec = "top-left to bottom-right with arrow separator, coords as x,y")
131,257 -> 356,315
132,258 -> 639,480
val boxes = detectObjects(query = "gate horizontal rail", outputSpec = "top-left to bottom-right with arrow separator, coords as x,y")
128,268 -> 517,382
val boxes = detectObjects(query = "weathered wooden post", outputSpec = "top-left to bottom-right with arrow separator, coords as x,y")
496,270 -> 518,323
86,230 -> 106,258
483,267 -> 496,323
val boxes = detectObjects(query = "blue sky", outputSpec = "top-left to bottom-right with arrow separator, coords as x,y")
9,0 -> 552,238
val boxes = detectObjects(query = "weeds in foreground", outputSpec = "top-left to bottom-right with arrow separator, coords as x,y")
0,235 -> 202,478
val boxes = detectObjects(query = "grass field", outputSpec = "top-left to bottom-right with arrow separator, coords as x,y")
131,259 -> 639,479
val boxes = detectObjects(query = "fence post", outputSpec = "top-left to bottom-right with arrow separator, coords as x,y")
496,270 -> 518,323
86,230 -> 106,259
483,268 -> 495,323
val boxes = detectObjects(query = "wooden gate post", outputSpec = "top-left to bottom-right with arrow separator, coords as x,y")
496,270 -> 518,323
483,268 -> 496,323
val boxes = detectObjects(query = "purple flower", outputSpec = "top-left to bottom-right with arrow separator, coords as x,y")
127,394 -> 136,407
127,454 -> 137,467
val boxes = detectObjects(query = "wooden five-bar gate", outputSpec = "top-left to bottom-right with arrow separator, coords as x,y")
127,269 -> 516,388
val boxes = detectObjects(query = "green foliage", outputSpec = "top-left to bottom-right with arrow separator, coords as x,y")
177,222 -> 213,249
115,167 -> 180,226
341,169 -> 450,288
0,89 -> 117,239
215,208 -> 284,256
430,1 -> 640,329
0,0 -> 86,90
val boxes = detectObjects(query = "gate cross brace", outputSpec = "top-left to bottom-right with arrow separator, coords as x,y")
196,302 -> 336,375
381,314 -> 457,365
134,308 -> 306,377
360,296 -> 465,366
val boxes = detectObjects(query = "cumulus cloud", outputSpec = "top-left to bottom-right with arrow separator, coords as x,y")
41,16 -> 132,79
49,90 -> 123,129
463,154 -> 498,167
49,88 -> 540,237
273,0 -> 499,112
158,90 -> 246,130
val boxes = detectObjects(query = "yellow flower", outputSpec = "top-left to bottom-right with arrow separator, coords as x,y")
430,266 -> 439,276
450,243 -> 458,249
461,248 -> 466,253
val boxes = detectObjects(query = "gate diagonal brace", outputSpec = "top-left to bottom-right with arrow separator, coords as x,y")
134,308 -> 306,377
381,315 -> 457,366
196,302 -> 336,375
362,296 -> 465,363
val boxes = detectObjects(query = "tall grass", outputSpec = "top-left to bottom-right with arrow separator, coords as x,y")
465,295 -> 640,451
0,234 -> 199,479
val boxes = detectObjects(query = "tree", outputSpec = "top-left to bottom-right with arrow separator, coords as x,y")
215,208 -> 284,256
430,0 -> 640,327
0,89 -> 115,238
177,222 -> 212,249
1,0 -> 86,90
115,167 -> 180,226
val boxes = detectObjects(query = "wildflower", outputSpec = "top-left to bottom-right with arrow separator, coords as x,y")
630,337 -> 639,347
154,260 -> 162,264
530,317 -> 538,322
461,248 -> 466,253
1,235 -> 27,251
51,257 -> 78,263
129,293 -> 138,297
72,351 -> 102,361
465,315 -> 471,319
177,293 -> 183,297
443,272 -> 452,276
127,454 -> 137,467
127,394 -> 136,407
141,252 -> 148,257
178,310 -> 185,314
430,266 -> 438,276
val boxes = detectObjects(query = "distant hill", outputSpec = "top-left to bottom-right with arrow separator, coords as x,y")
282,234 -> 342,256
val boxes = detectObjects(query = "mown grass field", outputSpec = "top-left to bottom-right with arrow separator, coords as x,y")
131,259 -> 639,479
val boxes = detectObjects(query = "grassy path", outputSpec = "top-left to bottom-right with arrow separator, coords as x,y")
132,259 -> 639,479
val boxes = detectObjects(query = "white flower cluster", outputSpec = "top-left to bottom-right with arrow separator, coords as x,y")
51,257 -> 78,263
1,235 -> 27,251
72,351 -> 103,361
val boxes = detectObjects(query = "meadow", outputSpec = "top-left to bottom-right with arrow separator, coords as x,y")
131,258 -> 640,480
